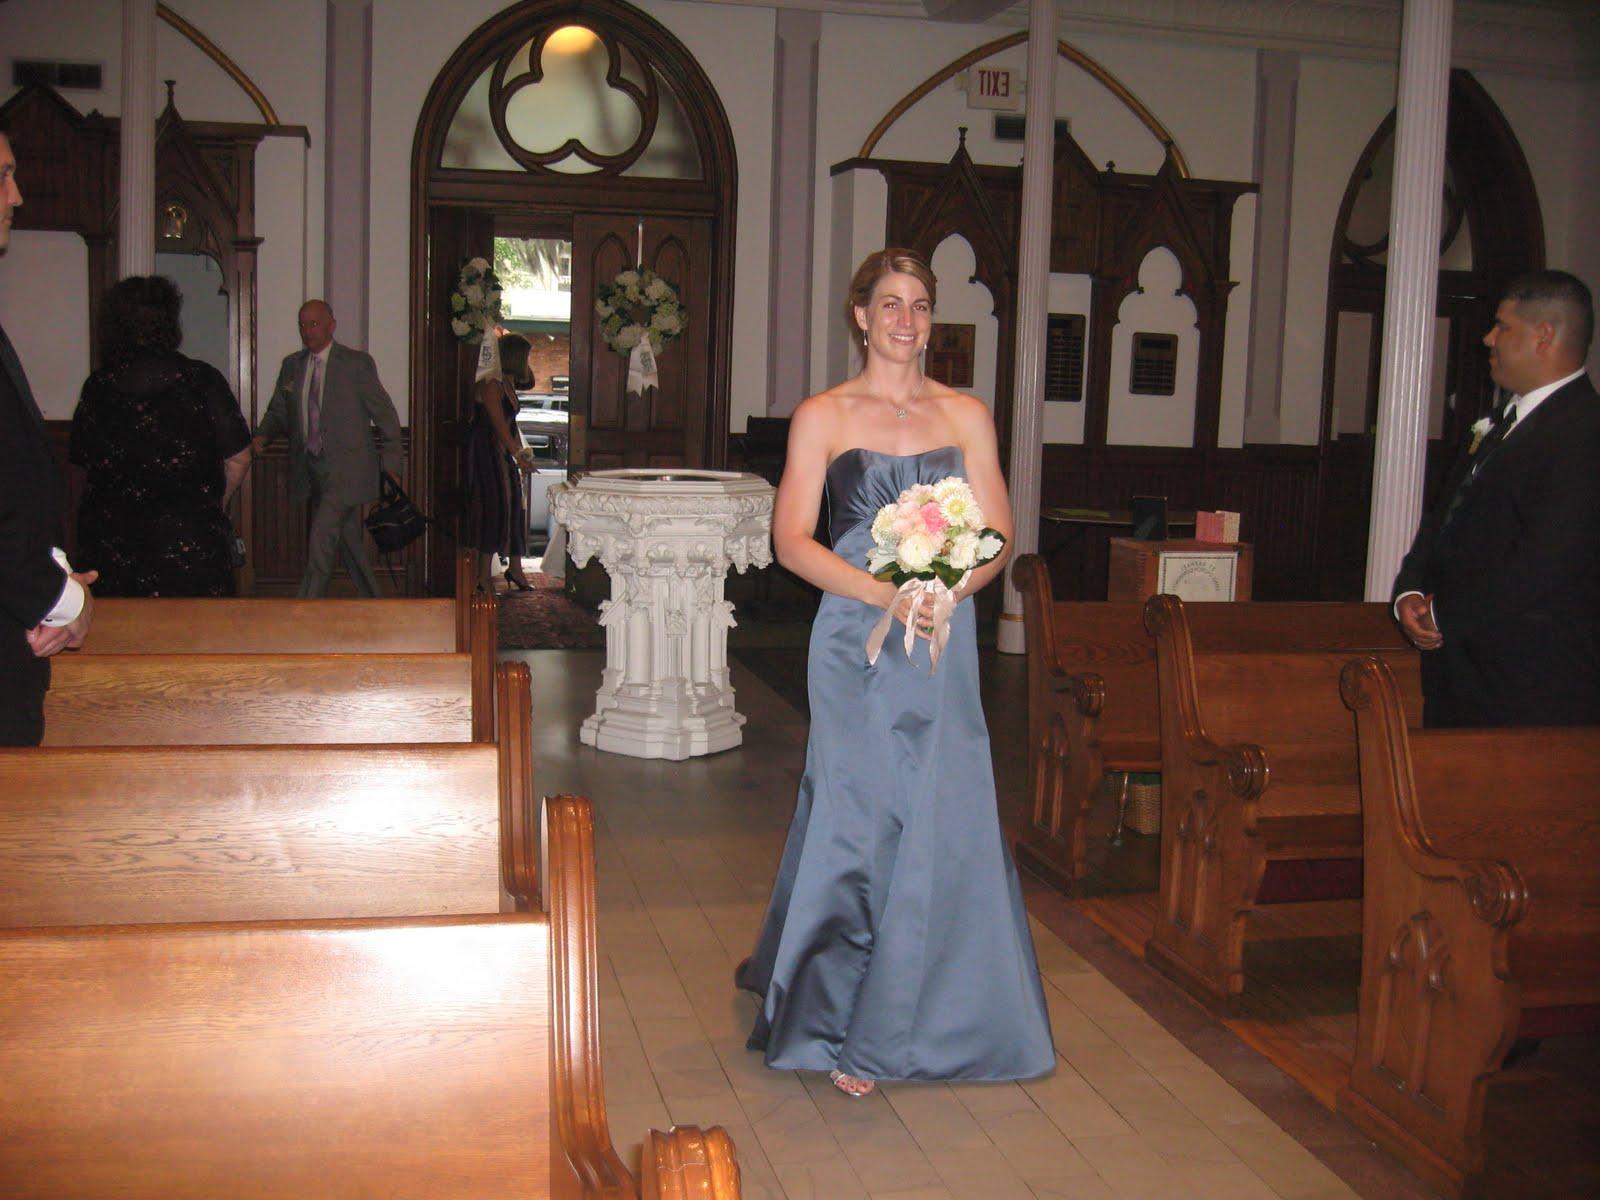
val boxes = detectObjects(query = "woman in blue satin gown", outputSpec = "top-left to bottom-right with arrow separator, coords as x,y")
737,249 -> 1054,1097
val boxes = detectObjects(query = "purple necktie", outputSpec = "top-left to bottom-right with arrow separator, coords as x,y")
306,356 -> 324,456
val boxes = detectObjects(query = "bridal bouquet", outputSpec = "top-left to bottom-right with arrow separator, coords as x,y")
863,476 -> 1006,672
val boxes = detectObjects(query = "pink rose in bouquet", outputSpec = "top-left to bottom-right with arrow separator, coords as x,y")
863,476 -> 1006,670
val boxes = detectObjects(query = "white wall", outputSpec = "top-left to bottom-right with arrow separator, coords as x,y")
928,234 -> 998,411
0,231 -> 92,418
1279,56 -> 1397,445
807,14 -> 1257,444
0,0 -> 322,421
1105,248 -> 1198,447
2,1 -> 1594,439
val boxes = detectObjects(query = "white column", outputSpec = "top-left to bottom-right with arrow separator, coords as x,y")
324,0 -> 372,346
998,0 -> 1057,656
766,9 -> 821,415
1365,0 -> 1452,600
118,0 -> 157,278
1242,50 -> 1299,445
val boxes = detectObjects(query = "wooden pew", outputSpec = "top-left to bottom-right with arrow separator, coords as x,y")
82,590 -> 497,740
43,651 -> 481,745
1142,593 -> 1422,1010
1338,656 -> 1600,1200
1012,554 -> 1156,893
3,661 -> 538,923
0,795 -> 741,1198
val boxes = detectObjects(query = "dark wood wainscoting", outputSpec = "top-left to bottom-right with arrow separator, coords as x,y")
46,422 -> 414,597
1040,443 -> 1323,601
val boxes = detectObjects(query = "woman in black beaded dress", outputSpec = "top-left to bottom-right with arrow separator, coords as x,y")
70,275 -> 252,596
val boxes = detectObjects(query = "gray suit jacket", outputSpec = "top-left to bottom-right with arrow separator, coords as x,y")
258,342 -> 402,505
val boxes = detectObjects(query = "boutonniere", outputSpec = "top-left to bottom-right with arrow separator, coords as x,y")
1468,416 -> 1492,454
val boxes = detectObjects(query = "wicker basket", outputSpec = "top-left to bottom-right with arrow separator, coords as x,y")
1126,780 -> 1161,836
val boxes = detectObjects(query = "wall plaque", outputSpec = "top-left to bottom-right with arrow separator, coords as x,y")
926,323 -> 975,388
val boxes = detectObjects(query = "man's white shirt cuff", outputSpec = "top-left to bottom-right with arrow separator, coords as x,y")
40,547 -> 85,627
1393,589 -> 1438,631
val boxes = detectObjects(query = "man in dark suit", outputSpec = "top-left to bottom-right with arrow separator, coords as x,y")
0,126 -> 95,745
253,299 -> 401,597
1394,269 -> 1600,727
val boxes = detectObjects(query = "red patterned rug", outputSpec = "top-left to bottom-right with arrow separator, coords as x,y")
496,572 -> 606,651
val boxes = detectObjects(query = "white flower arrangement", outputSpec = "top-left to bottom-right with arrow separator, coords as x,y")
865,476 -> 1005,588
595,267 -> 686,357
863,475 -> 1007,673
449,257 -> 502,345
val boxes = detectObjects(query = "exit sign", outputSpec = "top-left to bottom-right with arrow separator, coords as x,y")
966,66 -> 1022,111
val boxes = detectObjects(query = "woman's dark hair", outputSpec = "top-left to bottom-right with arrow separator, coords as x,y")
844,247 -> 938,353
99,275 -> 183,360
498,332 -> 534,388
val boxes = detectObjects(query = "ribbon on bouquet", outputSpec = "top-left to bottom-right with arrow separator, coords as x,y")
865,572 -> 969,674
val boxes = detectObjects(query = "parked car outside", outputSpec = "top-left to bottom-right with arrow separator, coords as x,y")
515,391 -> 568,549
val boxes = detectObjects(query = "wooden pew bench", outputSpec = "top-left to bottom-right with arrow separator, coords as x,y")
1338,657 -> 1600,1200
1012,554 -> 1156,893
81,590 -> 497,740
43,650 -> 482,745
1142,593 -> 1422,1011
4,661 -> 538,922
0,795 -> 741,1199
1012,554 -> 1418,897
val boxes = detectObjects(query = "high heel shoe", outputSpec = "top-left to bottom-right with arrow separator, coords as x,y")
505,575 -> 534,592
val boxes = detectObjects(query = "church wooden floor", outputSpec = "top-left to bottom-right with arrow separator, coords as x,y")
508,646 -> 1595,1200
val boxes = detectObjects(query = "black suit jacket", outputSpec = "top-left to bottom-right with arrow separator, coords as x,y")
1394,373 -> 1600,726
0,320 -> 68,744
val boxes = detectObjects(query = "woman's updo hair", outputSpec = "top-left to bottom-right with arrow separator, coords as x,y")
844,247 -> 937,352
498,332 -> 534,388
99,274 -> 184,361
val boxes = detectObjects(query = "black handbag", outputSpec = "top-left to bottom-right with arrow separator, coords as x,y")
365,471 -> 429,553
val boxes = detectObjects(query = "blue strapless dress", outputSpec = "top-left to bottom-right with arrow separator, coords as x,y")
737,446 -> 1055,1081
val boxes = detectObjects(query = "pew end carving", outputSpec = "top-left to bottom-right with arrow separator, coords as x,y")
1337,656 -> 1600,1200
1142,594 -> 1420,1012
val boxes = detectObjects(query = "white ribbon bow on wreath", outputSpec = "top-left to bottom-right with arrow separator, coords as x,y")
595,267 -> 685,396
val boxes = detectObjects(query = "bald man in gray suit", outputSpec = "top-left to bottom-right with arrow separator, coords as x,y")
254,299 -> 402,597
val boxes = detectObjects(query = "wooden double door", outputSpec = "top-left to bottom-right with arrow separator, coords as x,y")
568,213 -> 715,471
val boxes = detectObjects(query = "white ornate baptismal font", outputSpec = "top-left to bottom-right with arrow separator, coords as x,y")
550,470 -> 775,759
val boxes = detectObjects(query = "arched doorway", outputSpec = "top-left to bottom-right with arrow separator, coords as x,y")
408,0 -> 737,593
1315,70 -> 1542,598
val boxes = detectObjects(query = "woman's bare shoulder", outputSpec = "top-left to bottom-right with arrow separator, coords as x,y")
926,384 -> 995,431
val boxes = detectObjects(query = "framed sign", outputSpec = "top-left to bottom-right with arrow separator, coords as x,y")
926,323 -> 975,388
1156,550 -> 1239,602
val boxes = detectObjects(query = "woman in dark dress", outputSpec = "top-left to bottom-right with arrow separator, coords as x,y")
70,275 -> 252,597
466,332 -> 535,592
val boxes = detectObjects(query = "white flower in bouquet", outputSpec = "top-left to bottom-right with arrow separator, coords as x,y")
462,283 -> 484,306
865,476 -> 1003,586
862,474 -> 1007,673
897,531 -> 937,573
645,276 -> 671,301
614,324 -> 645,350
450,317 -> 472,339
617,269 -> 641,288
467,256 -> 490,272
